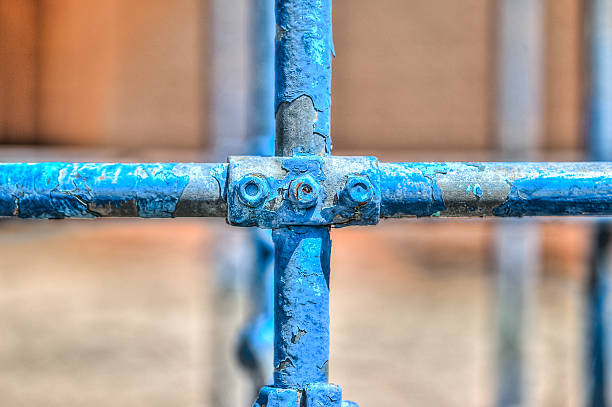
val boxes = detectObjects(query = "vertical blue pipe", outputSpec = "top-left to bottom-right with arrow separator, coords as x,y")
273,226 -> 332,388
495,0 -> 543,406
273,0 -> 334,391
587,1 -> 612,405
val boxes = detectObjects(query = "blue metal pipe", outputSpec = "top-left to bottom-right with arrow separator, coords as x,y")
0,162 -> 227,218
274,0 -> 334,156
272,226 -> 331,388
3,161 -> 612,220
586,1 -> 612,405
267,0 -> 342,404
379,162 -> 612,218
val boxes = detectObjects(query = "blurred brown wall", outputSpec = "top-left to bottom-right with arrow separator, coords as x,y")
0,0 -> 584,152
0,0 -> 37,143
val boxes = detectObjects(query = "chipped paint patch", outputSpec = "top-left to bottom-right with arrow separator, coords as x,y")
273,226 -> 331,389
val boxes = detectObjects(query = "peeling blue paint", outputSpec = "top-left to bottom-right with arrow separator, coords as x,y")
273,226 -> 331,389
228,156 -> 380,228
253,386 -> 300,407
0,163 -> 224,218
380,162 -> 612,218
493,175 -> 612,216
305,383 -> 342,406
275,0 -> 333,145
379,163 -> 446,217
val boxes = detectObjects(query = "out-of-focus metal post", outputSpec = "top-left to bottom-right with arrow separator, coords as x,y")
495,0 -> 544,405
586,0 -> 612,405
237,0 -> 276,395
210,0 -> 250,405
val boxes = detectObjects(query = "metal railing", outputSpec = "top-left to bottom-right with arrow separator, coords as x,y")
2,0 -> 612,406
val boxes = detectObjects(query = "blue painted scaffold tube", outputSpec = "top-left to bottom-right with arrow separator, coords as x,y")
379,162 -> 612,218
0,162 -> 227,218
252,0 -> 355,405
2,161 -> 612,220
272,0 -> 334,392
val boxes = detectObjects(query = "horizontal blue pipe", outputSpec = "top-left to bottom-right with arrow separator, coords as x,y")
2,161 -> 612,219
380,162 -> 612,218
0,162 -> 227,218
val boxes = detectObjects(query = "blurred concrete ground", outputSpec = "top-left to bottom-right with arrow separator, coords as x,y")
0,218 -> 588,406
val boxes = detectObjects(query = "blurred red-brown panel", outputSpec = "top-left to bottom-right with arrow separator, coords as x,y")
0,0 -> 37,143
331,0 -> 494,152
38,0 -> 206,148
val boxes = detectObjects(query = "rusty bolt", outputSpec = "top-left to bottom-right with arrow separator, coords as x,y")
343,175 -> 374,206
237,174 -> 269,208
288,175 -> 319,209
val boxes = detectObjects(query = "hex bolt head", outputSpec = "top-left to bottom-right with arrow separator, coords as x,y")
343,176 -> 374,206
289,175 -> 320,209
237,175 -> 270,208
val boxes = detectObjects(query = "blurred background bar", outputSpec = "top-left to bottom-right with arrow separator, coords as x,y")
586,0 -> 612,405
235,0 -> 275,399
494,1 -> 543,406
208,0 -> 251,406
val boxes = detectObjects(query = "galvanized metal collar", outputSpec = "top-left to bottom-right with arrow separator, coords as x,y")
226,155 -> 380,228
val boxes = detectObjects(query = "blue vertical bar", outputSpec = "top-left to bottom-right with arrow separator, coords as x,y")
587,0 -> 612,405
273,0 -> 333,391
273,226 -> 332,388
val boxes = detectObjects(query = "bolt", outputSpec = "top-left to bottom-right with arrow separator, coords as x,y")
343,175 -> 374,206
289,175 -> 319,209
237,175 -> 269,208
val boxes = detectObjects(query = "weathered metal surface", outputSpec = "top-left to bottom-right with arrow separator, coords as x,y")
253,386 -> 300,407
275,0 -> 334,156
252,384 -> 355,407
262,0 -> 345,405
3,160 -> 612,220
0,162 -> 227,218
272,226 -> 331,388
227,155 -> 380,228
380,162 -> 612,218
304,383 -> 342,407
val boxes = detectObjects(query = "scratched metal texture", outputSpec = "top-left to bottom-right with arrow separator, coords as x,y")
227,155 -> 380,228
272,226 -> 331,389
2,161 -> 612,220
0,162 -> 227,218
380,162 -> 612,218
274,0 -> 334,156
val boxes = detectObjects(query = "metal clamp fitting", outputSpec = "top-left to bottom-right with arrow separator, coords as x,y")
226,155 -> 381,228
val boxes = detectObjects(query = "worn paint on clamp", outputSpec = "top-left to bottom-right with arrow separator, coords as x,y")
226,155 -> 380,228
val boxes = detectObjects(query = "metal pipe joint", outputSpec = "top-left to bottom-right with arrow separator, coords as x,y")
226,155 -> 381,228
